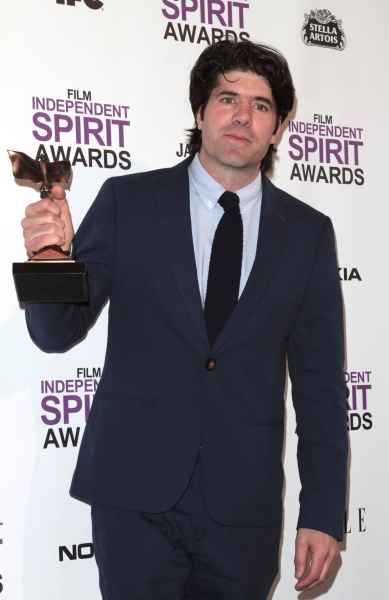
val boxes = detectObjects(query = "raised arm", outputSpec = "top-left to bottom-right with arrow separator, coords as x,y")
24,179 -> 116,351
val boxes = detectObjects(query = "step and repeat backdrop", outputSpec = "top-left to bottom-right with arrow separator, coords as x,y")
1,1 -> 389,598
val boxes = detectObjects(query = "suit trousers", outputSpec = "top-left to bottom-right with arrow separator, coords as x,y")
91,457 -> 281,600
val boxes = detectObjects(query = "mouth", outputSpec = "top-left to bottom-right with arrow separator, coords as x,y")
224,133 -> 252,144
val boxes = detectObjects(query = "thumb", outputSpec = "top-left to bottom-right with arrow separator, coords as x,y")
51,185 -> 67,207
294,534 -> 308,579
50,185 -> 74,249
51,185 -> 73,223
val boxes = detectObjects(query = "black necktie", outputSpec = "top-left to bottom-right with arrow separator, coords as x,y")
204,191 -> 243,347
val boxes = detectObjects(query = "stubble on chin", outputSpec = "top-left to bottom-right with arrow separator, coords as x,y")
210,140 -> 262,171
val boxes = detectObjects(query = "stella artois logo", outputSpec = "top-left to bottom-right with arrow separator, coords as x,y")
302,9 -> 346,51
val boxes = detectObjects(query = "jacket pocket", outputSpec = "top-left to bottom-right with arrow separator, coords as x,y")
239,420 -> 283,426
98,392 -> 159,406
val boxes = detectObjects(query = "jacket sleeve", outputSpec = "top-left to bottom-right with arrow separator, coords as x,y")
25,178 -> 116,352
288,216 -> 348,541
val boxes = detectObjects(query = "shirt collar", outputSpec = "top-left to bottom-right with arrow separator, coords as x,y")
188,153 -> 262,220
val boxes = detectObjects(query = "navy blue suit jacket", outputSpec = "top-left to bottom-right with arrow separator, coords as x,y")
26,157 -> 348,540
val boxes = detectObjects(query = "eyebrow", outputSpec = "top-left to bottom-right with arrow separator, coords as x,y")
216,89 -> 274,107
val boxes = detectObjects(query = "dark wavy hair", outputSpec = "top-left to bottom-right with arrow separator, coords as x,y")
188,39 -> 295,173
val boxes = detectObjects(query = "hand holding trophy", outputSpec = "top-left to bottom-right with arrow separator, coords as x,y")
9,150 -> 88,302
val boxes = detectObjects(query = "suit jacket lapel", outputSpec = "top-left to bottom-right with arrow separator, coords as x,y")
156,162 -> 290,354
155,158 -> 210,351
211,174 -> 290,353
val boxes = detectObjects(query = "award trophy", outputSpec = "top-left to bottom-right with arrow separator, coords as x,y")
9,150 -> 88,302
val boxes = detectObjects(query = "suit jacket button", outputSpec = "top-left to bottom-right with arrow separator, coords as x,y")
205,358 -> 216,371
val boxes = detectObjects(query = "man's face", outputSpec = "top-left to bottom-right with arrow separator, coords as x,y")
196,70 -> 280,172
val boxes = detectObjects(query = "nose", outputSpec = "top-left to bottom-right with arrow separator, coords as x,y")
232,99 -> 252,127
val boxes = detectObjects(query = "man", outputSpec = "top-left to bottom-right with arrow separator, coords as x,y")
22,40 -> 348,599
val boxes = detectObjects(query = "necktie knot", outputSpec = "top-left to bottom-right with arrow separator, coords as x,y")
218,191 -> 240,212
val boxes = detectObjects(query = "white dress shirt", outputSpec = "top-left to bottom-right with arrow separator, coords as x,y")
188,153 -> 262,306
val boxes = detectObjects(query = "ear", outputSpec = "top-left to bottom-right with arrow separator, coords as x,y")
196,108 -> 203,131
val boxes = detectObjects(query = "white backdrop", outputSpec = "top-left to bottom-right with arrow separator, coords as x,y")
1,1 -> 389,598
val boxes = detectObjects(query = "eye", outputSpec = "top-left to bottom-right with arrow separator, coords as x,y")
254,103 -> 267,111
222,97 -> 234,104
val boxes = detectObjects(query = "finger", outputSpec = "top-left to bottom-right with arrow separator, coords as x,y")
295,543 -> 337,591
305,540 -> 339,589
23,221 -> 66,241
311,550 -> 337,588
23,189 -> 74,253
23,223 -> 67,249
25,234 -> 67,253
296,556 -> 334,592
22,212 -> 65,231
294,535 -> 308,580
327,547 -> 339,576
24,230 -> 67,253
295,551 -> 326,591
25,197 -> 61,218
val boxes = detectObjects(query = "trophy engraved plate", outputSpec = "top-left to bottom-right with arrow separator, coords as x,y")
9,150 -> 88,302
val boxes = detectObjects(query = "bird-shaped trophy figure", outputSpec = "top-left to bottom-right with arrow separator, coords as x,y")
9,150 -> 88,302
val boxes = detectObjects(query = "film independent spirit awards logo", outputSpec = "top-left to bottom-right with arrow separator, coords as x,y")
302,9 -> 346,51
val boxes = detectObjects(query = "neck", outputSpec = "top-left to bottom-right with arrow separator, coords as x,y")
198,149 -> 261,192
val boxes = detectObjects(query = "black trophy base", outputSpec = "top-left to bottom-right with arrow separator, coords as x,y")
13,262 -> 88,302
